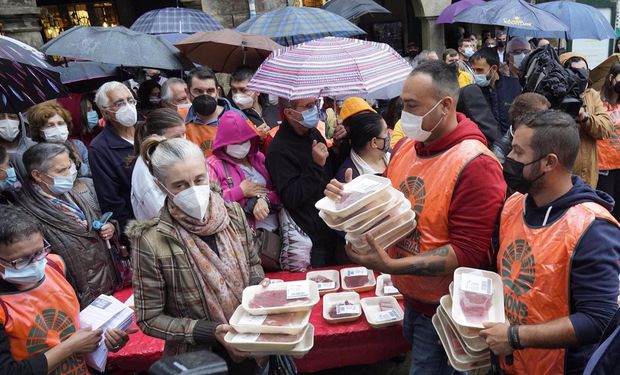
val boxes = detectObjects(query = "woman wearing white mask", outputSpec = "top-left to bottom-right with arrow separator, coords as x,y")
27,102 -> 91,178
0,112 -> 36,182
208,111 -> 280,231
127,136 -> 267,374
129,108 -> 186,220
17,143 -> 120,308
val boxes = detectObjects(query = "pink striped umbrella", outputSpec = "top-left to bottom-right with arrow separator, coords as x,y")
246,37 -> 412,100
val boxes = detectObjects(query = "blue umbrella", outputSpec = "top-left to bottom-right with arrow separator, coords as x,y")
130,7 -> 223,34
236,6 -> 366,46
453,0 -> 567,32
509,1 -> 616,40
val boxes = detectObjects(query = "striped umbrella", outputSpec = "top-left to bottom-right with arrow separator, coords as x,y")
247,37 -> 412,100
236,7 -> 366,46
131,7 -> 223,35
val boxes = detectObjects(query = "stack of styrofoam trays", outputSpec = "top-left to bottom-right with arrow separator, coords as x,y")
316,175 -> 416,254
225,280 -> 319,357
432,267 -> 506,372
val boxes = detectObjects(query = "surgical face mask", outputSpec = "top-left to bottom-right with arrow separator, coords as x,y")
114,104 -> 137,127
0,167 -> 20,192
172,185 -> 211,221
502,156 -> 546,194
86,111 -> 100,129
232,93 -> 255,110
268,95 -> 279,106
0,119 -> 20,141
44,164 -> 77,195
512,53 -> 526,69
474,69 -> 493,88
149,97 -> 161,105
226,141 -> 251,159
1,257 -> 47,287
463,47 -> 474,58
400,100 -> 444,142
292,106 -> 319,129
42,125 -> 69,143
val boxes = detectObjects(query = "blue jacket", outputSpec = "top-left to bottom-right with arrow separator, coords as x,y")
88,125 -> 135,237
521,176 -> 620,375
480,76 -> 522,135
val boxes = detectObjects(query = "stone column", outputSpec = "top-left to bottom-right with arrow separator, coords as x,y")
0,0 -> 43,48
420,16 -> 444,53
201,0 -> 287,28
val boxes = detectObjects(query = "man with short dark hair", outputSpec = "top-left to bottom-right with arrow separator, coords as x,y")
481,110 -> 620,375
330,61 -> 506,374
495,30 -> 507,63
470,47 -> 522,135
184,67 -> 247,156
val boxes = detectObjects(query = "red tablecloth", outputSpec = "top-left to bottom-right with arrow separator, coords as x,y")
108,267 -> 410,373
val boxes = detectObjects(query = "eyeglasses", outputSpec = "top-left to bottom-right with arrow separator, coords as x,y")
107,98 -> 137,111
0,241 -> 52,270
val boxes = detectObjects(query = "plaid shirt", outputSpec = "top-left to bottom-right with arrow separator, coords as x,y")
128,203 -> 264,356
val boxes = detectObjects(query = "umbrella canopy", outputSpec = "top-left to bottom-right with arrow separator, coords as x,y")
40,26 -> 193,71
453,0 -> 567,32
436,0 -> 484,24
590,54 -> 620,91
322,0 -> 391,21
246,36 -> 412,100
130,7 -> 223,34
509,1 -> 616,40
0,35 -> 51,69
0,59 -> 67,113
50,61 -> 121,93
175,29 -> 281,73
236,7 -> 366,46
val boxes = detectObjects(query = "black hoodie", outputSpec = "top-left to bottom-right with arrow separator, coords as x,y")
522,176 -> 620,375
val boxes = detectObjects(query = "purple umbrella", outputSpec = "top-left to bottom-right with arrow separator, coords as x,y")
436,0 -> 484,24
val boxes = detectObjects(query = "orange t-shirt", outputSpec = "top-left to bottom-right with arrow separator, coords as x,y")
186,122 -> 218,157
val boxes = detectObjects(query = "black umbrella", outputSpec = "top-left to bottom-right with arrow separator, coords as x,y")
322,0 -> 391,21
0,35 -> 51,68
40,26 -> 193,71
50,61 -> 122,93
0,59 -> 67,113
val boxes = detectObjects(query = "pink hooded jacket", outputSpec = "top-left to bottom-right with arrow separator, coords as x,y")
207,111 -> 280,219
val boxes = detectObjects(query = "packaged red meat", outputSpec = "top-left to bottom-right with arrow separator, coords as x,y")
432,315 -> 490,372
340,267 -> 376,292
242,280 -> 319,315
439,295 -> 487,353
315,175 -> 391,218
375,274 -> 403,299
452,267 -> 505,329
323,292 -> 362,324
306,270 -> 340,295
238,324 -> 315,358
347,208 -> 416,255
437,303 -> 489,356
229,305 -> 311,335
341,190 -> 405,233
360,296 -> 404,328
224,324 -> 310,352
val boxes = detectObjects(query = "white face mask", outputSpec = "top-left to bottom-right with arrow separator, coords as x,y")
0,119 -> 20,141
114,104 -> 137,127
232,93 -> 255,110
42,125 -> 69,143
268,94 -> 279,106
226,141 -> 251,159
1,258 -> 47,287
512,53 -> 527,69
400,100 -> 444,142
172,185 -> 211,221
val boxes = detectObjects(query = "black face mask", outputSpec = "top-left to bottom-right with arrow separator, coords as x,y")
192,95 -> 217,117
408,50 -> 419,58
502,156 -> 546,194
148,74 -> 161,81
613,81 -> 620,94
497,40 -> 505,49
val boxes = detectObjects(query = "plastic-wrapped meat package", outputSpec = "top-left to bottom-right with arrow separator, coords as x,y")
379,300 -> 393,311
344,274 -> 369,288
328,300 -> 359,318
382,278 -> 399,296
257,332 -> 299,343
309,275 -> 333,284
263,312 -> 303,327
459,274 -> 493,322
335,191 -> 368,210
249,290 -> 311,309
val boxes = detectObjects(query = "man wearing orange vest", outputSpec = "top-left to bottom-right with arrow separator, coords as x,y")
327,60 -> 506,374
0,209 -> 132,374
480,110 -> 620,375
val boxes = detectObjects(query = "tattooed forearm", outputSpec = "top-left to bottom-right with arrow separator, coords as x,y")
392,245 -> 455,276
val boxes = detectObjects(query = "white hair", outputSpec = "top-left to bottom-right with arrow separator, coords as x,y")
95,81 -> 131,109
507,37 -> 530,53
144,137 -> 205,183
161,78 -> 187,104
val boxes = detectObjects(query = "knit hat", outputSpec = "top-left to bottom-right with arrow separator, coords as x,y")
339,97 -> 376,122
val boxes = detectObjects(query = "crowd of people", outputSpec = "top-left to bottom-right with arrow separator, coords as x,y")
0,26 -> 619,375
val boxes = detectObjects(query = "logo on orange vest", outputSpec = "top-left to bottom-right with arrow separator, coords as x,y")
502,239 -> 535,324
398,176 -> 426,216
394,228 -> 422,256
27,308 -> 76,355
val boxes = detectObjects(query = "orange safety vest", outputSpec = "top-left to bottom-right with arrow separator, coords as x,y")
386,139 -> 498,304
597,102 -> 620,171
0,254 -> 89,375
186,121 -> 218,157
498,193 -> 620,375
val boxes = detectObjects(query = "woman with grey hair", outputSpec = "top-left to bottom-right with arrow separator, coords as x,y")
17,142 -> 120,308
127,136 -> 267,374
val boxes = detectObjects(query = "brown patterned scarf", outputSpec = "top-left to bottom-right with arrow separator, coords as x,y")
169,192 -> 250,322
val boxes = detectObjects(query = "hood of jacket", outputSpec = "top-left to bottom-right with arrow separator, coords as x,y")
212,110 -> 260,162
